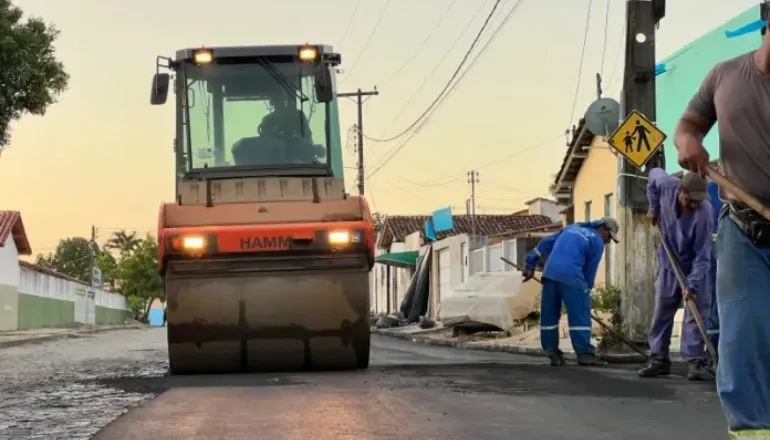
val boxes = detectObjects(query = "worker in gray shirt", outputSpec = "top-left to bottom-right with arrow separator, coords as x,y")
675,43 -> 770,439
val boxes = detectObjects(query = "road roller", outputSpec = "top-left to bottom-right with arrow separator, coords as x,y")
149,44 -> 375,375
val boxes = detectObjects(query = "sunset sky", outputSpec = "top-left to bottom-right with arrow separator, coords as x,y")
0,0 -> 758,254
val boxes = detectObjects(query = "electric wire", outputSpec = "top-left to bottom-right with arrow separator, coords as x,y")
371,0 -> 492,138
567,0 -> 593,126
379,0 -> 461,87
600,0 -> 611,76
338,0 -> 363,51
345,0 -> 393,75
362,0 -> 503,144
365,0 -> 526,177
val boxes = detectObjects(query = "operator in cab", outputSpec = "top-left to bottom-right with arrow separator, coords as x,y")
522,218 -> 619,367
640,168 -> 714,381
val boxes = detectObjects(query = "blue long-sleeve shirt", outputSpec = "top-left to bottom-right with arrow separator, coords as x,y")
525,221 -> 606,290
647,167 -> 714,293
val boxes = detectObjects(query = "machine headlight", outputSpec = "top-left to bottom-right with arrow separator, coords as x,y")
328,230 -> 350,245
193,48 -> 213,65
182,235 -> 206,250
328,230 -> 362,246
298,46 -> 318,62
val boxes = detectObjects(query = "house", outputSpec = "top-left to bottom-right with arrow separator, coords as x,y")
657,5 -> 761,173
551,119 -> 617,287
371,213 -> 558,315
0,210 -> 133,330
523,197 -> 563,223
0,212 -> 32,330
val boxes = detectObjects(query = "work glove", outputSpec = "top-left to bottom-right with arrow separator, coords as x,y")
522,268 -> 534,282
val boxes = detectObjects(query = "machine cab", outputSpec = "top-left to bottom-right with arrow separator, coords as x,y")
150,45 -> 345,190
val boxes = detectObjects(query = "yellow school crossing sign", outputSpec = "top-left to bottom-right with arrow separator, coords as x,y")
607,110 -> 667,168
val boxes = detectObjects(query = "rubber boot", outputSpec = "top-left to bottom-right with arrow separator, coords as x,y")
638,354 -> 671,378
548,350 -> 566,366
576,353 -> 608,366
687,361 -> 715,381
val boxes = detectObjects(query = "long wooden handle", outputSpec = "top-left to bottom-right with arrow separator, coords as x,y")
499,257 -> 649,358
657,226 -> 718,361
706,166 -> 770,222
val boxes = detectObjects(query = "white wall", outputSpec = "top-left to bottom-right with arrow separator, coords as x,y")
528,199 -> 563,224
0,236 -> 20,287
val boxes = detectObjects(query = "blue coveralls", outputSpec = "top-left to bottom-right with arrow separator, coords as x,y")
716,198 -> 770,437
646,168 -> 714,363
706,181 -> 721,355
524,221 -> 605,355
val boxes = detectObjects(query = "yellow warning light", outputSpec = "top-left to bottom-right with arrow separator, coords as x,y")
182,235 -> 206,250
193,49 -> 213,65
328,230 -> 350,245
299,46 -> 318,62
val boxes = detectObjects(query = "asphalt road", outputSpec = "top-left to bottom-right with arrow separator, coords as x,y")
0,327 -> 727,440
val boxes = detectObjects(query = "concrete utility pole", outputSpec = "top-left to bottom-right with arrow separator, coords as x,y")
337,88 -> 379,196
467,170 -> 479,235
614,0 -> 666,342
89,225 -> 97,284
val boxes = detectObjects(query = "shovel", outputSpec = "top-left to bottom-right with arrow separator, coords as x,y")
500,256 -> 648,358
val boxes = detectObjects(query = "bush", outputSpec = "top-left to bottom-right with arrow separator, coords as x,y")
590,284 -> 627,349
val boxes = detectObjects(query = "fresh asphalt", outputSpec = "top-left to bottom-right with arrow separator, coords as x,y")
86,328 -> 726,440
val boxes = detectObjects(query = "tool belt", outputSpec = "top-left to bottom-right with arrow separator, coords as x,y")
728,202 -> 770,246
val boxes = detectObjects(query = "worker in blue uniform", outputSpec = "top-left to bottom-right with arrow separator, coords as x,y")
706,181 -> 721,367
523,217 -> 619,367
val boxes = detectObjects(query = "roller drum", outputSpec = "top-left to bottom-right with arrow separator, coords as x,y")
164,255 -> 371,374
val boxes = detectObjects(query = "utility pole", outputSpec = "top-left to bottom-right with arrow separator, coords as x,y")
338,88 -> 379,196
614,0 -> 665,343
467,170 -> 479,235
90,226 -> 97,288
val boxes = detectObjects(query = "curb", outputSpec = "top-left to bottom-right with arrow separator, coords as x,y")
372,328 -> 651,364
0,325 -> 148,349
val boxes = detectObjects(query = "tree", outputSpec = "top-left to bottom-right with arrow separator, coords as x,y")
35,237 -> 93,282
104,230 -> 142,254
116,234 -> 163,321
0,0 -> 69,148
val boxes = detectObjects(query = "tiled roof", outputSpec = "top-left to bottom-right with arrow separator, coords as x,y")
377,214 -> 556,249
0,211 -> 31,255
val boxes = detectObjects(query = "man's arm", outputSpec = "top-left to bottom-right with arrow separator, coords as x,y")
686,205 -> 716,294
525,230 -> 562,271
646,167 -> 669,218
583,238 -> 605,290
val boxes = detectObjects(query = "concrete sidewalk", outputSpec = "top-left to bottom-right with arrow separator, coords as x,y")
0,324 -> 148,348
374,309 -> 692,364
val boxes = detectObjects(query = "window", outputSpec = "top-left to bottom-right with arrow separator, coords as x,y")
183,60 -> 333,171
604,193 -> 614,218
584,201 -> 592,221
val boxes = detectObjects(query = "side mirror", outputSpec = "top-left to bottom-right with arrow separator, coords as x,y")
313,67 -> 333,103
151,73 -> 170,105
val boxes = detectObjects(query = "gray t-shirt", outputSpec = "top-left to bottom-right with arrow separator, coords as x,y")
687,51 -> 770,205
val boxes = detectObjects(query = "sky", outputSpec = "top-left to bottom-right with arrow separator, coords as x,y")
0,0 -> 760,254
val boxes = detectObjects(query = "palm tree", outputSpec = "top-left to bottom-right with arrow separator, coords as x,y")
105,230 -> 142,254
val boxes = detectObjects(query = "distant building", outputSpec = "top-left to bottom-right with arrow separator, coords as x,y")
551,119 -> 616,286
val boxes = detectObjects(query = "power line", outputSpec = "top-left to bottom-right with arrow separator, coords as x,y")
364,0 -> 527,177
379,0 -> 460,87
363,0 -> 504,144
600,0 -> 611,76
338,0 -> 363,51
567,0 -> 593,126
345,0 -> 393,75
371,0 -> 493,139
